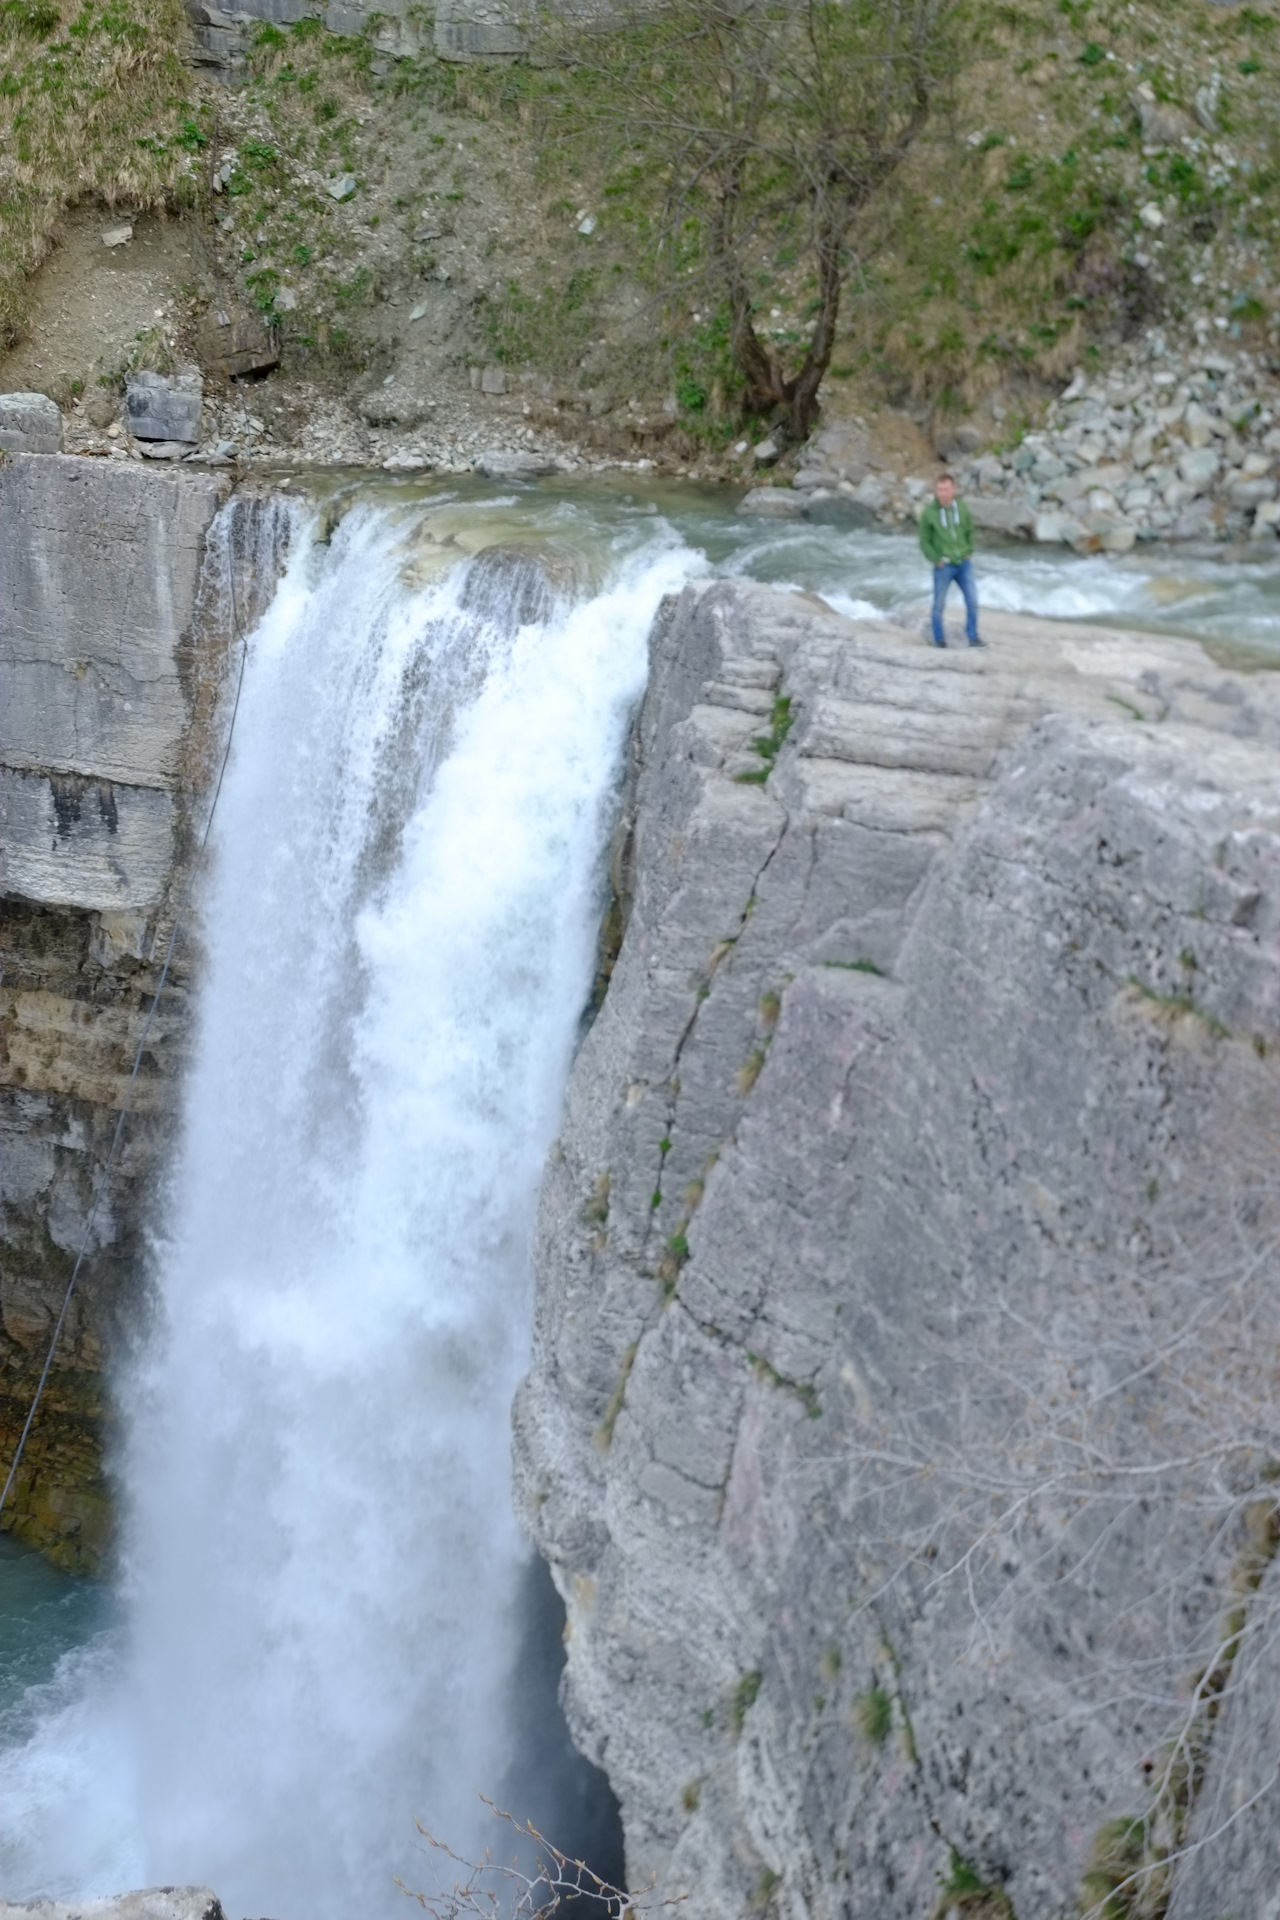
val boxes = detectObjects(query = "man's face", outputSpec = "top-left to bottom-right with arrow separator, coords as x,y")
935,478 -> 956,508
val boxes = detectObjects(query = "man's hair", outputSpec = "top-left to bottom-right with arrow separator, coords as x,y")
935,472 -> 956,486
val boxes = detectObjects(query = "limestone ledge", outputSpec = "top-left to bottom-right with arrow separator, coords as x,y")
514,581 -> 1280,1919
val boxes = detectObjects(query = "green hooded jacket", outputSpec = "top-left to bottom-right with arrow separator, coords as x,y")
918,497 -> 975,566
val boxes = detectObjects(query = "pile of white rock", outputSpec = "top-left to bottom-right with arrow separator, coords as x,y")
768,333 -> 1280,550
960,342 -> 1279,550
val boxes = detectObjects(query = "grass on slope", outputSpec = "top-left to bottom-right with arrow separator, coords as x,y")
0,0 -> 204,350
450,0 -> 1280,430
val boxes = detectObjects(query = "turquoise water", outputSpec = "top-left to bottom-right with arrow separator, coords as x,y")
0,1534 -> 116,1742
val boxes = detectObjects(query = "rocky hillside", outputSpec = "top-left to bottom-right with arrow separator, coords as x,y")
515,580 -> 1280,1917
2,0 -> 1280,489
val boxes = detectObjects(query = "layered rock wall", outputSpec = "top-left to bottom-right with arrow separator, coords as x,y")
0,455 -> 280,1568
515,584 -> 1280,1917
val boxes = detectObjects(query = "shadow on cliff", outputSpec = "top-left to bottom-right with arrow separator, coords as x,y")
497,1556 -> 626,1908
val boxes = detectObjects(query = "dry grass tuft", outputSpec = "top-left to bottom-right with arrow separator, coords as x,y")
0,0 -> 202,348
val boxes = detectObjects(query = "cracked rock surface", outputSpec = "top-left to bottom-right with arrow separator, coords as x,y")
514,580 -> 1280,1918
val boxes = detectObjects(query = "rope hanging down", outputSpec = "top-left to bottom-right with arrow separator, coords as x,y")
0,560 -> 250,1525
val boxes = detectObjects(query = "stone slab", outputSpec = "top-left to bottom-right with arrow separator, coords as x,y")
0,392 -> 63,454
0,455 -> 225,785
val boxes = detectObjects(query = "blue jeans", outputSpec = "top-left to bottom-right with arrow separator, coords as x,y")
931,558 -> 979,645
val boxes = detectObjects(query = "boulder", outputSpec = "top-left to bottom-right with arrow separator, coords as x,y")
0,391 -> 63,454
1170,498 -> 1220,541
752,437 -> 781,466
738,486 -> 806,519
1089,462 -> 1132,494
966,494 -> 1034,538
852,474 -> 890,513
1228,476 -> 1277,509
1250,500 -> 1280,539
1183,401 -> 1214,449
791,467 -> 840,491
1178,446 -> 1220,490
124,370 -> 202,445
1068,512 -> 1137,554
1130,85 -> 1195,147
1033,509 -> 1085,545
480,367 -> 508,395
475,447 -> 557,478
196,308 -> 279,380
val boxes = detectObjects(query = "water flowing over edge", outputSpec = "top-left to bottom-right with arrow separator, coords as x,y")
0,491 -> 703,1919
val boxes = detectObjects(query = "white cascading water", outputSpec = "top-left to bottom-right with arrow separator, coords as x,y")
1,495 -> 696,1918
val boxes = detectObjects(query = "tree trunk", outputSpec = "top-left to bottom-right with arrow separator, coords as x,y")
781,205 -> 844,440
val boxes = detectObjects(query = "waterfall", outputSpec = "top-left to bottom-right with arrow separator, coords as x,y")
1,493 -> 697,1919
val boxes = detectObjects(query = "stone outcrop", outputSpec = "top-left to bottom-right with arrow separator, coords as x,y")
0,1890 -> 223,1920
515,581 -> 1280,1917
0,394 -> 64,455
0,455 -> 281,1568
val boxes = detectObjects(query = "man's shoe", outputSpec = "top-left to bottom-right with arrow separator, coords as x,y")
968,638 -> 986,649
932,638 -> 947,648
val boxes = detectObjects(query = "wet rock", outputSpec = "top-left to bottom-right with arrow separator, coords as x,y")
0,392 -> 63,454
1171,498 -> 1220,541
966,495 -> 1035,538
1034,509 -> 1086,544
1074,512 -> 1137,554
124,369 -> 203,445
738,486 -> 805,518
476,447 -> 557,478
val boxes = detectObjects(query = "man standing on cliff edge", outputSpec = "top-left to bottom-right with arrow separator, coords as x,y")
918,473 -> 984,648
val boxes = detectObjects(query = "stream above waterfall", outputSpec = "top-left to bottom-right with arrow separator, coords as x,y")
1,473 -> 1276,1920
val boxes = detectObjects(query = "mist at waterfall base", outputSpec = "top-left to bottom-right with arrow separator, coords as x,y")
1,499 -> 692,1918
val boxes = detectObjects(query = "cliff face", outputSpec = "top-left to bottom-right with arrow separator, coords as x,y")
514,584 -> 1280,1917
0,454 -> 278,1569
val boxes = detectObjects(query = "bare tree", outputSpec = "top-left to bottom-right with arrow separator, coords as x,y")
399,1798 -> 687,1920
530,0 -> 957,441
